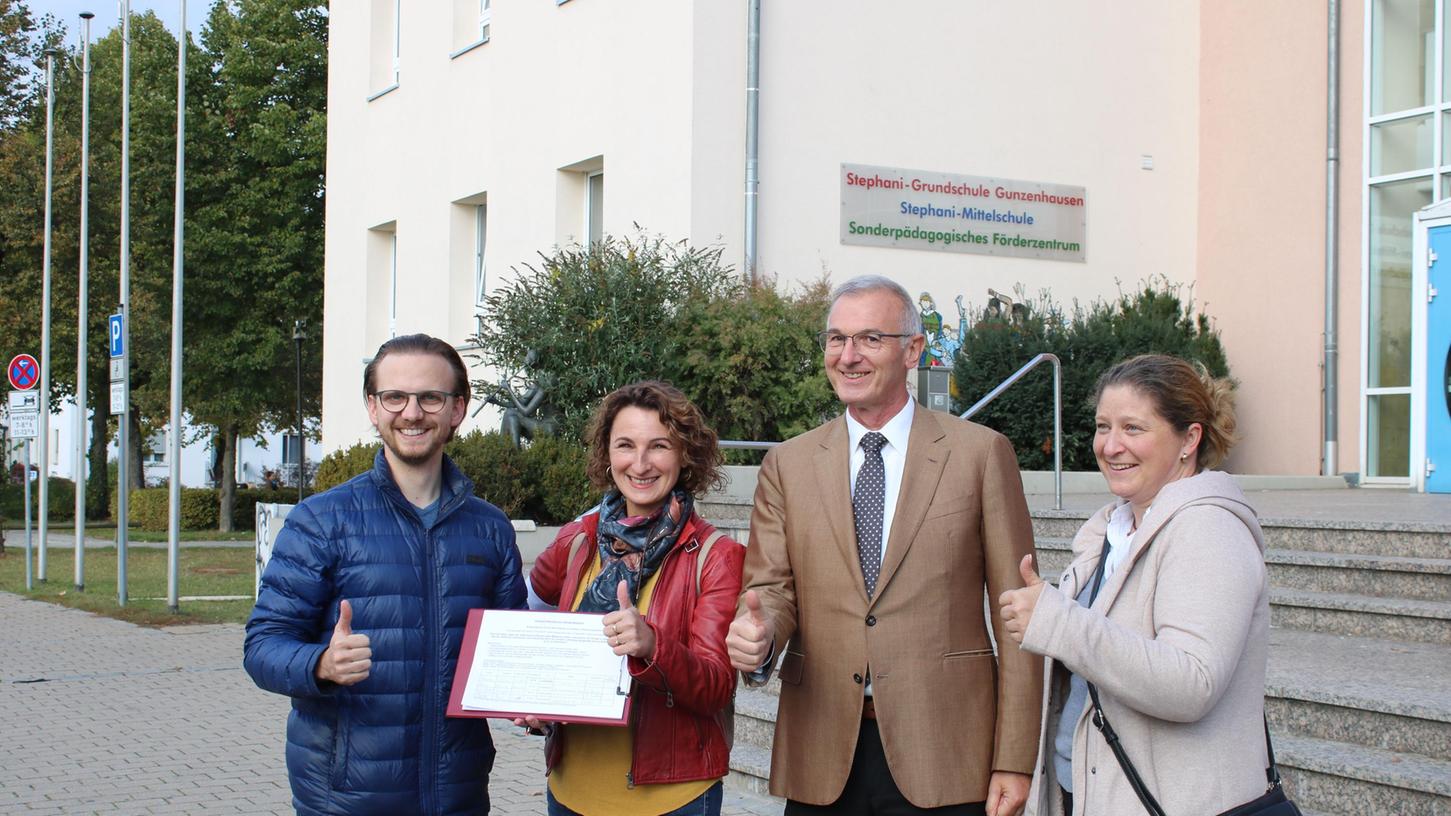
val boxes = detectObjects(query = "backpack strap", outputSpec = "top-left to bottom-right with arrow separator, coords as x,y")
693,529 -> 725,593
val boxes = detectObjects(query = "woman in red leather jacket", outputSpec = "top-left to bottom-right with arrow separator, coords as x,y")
522,380 -> 745,816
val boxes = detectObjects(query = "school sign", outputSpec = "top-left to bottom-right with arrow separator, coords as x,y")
840,163 -> 1087,262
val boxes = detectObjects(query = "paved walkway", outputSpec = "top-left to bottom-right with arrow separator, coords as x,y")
0,592 -> 780,815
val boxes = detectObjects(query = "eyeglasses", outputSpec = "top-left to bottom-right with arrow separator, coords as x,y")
815,331 -> 912,352
370,390 -> 460,414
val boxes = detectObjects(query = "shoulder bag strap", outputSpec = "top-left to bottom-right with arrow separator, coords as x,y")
694,529 -> 725,594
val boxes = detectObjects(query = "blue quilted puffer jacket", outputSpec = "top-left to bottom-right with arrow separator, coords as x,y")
244,451 -> 527,816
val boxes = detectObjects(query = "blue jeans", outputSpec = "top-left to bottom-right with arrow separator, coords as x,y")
547,780 -> 723,816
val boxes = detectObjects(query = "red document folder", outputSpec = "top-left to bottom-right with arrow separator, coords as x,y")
446,608 -> 633,726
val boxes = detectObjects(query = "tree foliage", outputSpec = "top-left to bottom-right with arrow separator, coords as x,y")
952,278 -> 1232,471
0,0 -> 327,526
471,235 -> 838,451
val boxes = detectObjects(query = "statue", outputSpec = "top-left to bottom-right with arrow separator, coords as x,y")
482,349 -> 560,449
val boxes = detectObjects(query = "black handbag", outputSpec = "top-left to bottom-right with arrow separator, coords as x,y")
1079,536 -> 1304,816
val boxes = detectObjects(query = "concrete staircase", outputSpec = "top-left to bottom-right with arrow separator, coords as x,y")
708,500 -> 1451,816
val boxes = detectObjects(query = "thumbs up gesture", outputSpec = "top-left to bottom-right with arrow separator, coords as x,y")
601,580 -> 655,659
726,589 -> 775,673
998,554 -> 1046,646
315,599 -> 372,686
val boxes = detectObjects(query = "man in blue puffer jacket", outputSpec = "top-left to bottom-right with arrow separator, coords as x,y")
245,334 -> 527,815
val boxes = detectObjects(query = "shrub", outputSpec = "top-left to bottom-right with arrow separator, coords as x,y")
112,487 -> 220,531
665,277 -> 839,463
312,441 -> 381,492
0,477 -> 76,522
234,488 -> 297,531
470,233 -> 742,440
952,279 -> 1231,471
520,434 -> 597,523
446,430 -> 532,520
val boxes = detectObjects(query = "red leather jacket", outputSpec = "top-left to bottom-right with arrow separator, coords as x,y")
528,510 -> 744,785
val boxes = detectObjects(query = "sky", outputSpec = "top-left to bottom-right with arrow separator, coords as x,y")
35,0 -> 215,41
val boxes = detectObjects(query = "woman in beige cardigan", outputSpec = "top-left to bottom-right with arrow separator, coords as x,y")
1000,355 -> 1273,816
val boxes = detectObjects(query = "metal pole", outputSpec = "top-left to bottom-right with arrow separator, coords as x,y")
75,11 -> 94,591
1322,0 -> 1341,476
1052,357 -> 1063,511
39,48 -> 58,583
117,0 -> 131,607
24,441 -> 33,591
166,0 -> 186,612
744,0 -> 760,285
295,321 -> 304,504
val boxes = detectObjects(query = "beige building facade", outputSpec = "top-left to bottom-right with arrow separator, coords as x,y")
321,0 -> 1444,485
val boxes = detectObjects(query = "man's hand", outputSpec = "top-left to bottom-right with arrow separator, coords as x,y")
998,555 -> 1045,646
726,590 -> 774,673
602,581 -> 656,659
986,770 -> 1032,816
314,600 -> 371,686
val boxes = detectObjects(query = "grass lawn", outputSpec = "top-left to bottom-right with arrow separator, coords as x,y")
0,545 -> 258,627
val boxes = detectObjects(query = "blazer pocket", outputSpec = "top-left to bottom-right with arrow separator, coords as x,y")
925,498 -> 975,520
778,650 -> 805,685
942,648 -> 994,661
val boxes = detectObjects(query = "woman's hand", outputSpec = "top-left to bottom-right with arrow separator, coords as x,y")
511,715 -> 553,735
998,554 -> 1045,645
601,580 -> 656,659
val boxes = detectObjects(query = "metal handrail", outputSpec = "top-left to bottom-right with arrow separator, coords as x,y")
960,353 -> 1062,510
719,440 -> 781,450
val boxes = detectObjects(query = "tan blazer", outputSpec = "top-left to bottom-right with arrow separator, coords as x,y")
741,407 -> 1043,808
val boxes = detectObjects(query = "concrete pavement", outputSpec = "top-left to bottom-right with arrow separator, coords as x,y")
0,591 -> 780,815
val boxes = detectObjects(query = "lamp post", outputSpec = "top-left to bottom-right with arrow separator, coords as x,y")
293,320 -> 305,504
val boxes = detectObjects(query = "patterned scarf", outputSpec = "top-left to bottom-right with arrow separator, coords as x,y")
577,488 -> 693,613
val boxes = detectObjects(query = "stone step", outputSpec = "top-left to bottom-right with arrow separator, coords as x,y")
1266,629 -> 1451,763
1266,550 -> 1451,602
734,686 -> 781,751
727,741 -> 774,799
1270,588 -> 1451,645
1031,513 -> 1451,560
1036,536 -> 1451,602
1277,734 -> 1451,816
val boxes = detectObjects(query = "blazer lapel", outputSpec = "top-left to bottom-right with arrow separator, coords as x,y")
813,417 -> 868,605
873,408 -> 947,603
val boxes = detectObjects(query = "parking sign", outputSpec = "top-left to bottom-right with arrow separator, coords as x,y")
109,313 -> 124,358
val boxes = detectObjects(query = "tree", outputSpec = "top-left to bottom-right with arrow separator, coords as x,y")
472,234 -> 741,440
187,0 -> 326,529
0,11 -> 191,513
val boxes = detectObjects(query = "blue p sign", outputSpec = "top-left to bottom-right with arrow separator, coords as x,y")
109,313 -> 124,358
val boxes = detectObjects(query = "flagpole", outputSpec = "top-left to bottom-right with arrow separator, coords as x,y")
167,0 -> 187,612
39,46 -> 59,583
75,10 -> 94,591
117,0 -> 132,607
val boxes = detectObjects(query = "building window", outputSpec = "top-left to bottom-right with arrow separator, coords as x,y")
586,171 -> 604,247
474,204 -> 488,332
144,432 -> 166,465
1363,0 -> 1440,480
367,221 -> 399,348
368,0 -> 400,98
452,0 -> 490,56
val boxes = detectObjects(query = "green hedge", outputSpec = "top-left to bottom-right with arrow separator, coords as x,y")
0,477 -> 77,523
234,488 -> 298,531
952,279 -> 1231,471
107,487 -> 219,531
311,432 -> 596,525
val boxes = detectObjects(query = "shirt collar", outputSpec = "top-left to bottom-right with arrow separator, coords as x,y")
845,396 -> 915,455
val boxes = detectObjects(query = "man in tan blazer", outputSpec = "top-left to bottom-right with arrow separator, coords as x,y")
727,275 -> 1042,815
